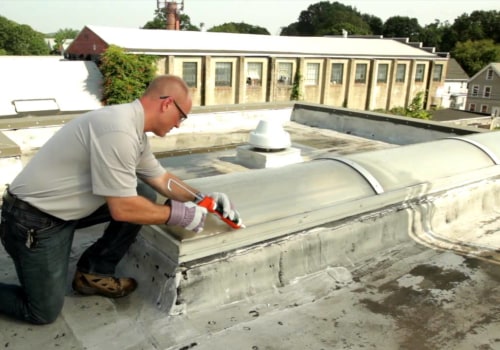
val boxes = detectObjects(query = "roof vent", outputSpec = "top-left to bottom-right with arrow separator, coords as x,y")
249,120 -> 291,151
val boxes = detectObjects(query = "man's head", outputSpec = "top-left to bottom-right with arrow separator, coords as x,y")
140,75 -> 192,137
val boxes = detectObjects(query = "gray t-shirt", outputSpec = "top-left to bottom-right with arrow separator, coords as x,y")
9,100 -> 166,220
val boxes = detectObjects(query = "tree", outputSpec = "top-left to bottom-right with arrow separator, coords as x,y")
0,16 -> 49,55
418,20 -> 449,50
452,39 -> 500,76
208,22 -> 269,35
441,10 -> 500,52
52,28 -> 79,54
383,16 -> 422,41
280,22 -> 300,36
361,14 -> 383,35
99,45 -> 157,105
289,1 -> 372,36
142,8 -> 199,31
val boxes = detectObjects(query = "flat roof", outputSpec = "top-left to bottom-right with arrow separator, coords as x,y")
84,25 -> 442,59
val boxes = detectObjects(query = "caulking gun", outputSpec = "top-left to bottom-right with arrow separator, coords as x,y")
166,179 -> 244,229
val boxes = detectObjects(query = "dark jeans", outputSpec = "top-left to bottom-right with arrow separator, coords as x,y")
0,183 -> 156,325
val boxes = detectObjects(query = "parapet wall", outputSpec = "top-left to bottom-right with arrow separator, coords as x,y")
291,103 -> 482,145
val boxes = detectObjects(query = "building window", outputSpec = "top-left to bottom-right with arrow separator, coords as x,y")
486,69 -> 493,80
396,64 -> 406,83
355,63 -> 367,83
215,62 -> 232,87
330,63 -> 344,84
182,62 -> 197,87
470,103 -> 476,112
377,64 -> 389,83
483,86 -> 491,98
277,62 -> 293,85
305,63 -> 320,85
471,85 -> 479,97
247,62 -> 263,86
415,64 -> 425,82
433,64 -> 443,82
481,105 -> 488,113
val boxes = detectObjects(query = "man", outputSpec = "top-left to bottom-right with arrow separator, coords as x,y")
0,74 -> 242,325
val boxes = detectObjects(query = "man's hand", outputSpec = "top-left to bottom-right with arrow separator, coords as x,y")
207,192 -> 242,224
165,200 -> 207,233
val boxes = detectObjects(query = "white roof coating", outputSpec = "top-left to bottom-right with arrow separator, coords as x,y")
0,56 -> 103,117
85,25 -> 439,58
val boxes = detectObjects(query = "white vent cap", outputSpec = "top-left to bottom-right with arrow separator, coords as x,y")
249,120 -> 291,150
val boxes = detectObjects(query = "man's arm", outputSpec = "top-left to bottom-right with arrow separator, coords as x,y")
105,195 -> 171,225
143,172 -> 200,202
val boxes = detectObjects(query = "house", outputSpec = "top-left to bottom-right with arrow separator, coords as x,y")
467,62 -> 500,116
441,58 -> 469,110
65,25 -> 448,111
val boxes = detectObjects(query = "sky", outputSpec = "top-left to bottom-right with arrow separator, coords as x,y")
0,0 -> 498,36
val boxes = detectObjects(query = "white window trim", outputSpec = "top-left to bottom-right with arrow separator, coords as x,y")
305,63 -> 320,86
471,85 -> 479,97
486,69 -> 493,80
483,86 -> 492,98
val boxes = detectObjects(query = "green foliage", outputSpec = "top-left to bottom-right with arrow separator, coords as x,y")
383,16 -> 422,41
361,14 -> 383,35
290,69 -> 302,101
288,1 -> 372,36
0,16 -> 49,55
387,92 -> 431,120
99,45 -> 157,105
208,22 -> 269,35
452,39 -> 500,76
52,28 -> 79,54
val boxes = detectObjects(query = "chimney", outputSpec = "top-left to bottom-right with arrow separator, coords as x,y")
166,2 -> 180,30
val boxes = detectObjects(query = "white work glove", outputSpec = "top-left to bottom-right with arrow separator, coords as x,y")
165,200 -> 208,233
207,192 -> 242,224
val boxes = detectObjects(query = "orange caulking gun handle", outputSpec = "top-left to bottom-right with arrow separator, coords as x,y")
197,196 -> 242,229
197,196 -> 217,212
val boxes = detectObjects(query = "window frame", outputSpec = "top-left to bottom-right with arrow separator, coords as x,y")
277,62 -> 293,86
377,63 -> 389,83
483,86 -> 491,98
433,64 -> 443,82
330,63 -> 344,84
395,64 -> 406,83
415,64 -> 426,82
355,63 -> 367,84
486,69 -> 493,80
215,62 -> 233,87
471,85 -> 479,97
182,61 -> 198,88
305,62 -> 320,86
246,62 -> 263,87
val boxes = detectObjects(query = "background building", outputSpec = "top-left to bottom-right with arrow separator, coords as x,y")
467,62 -> 500,116
441,58 -> 469,110
66,25 -> 448,111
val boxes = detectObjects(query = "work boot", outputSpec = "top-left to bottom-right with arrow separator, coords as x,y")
72,271 -> 137,298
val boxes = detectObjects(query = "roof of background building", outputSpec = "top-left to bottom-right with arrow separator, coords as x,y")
445,58 -> 469,81
79,25 -> 442,59
0,56 -> 103,117
469,62 -> 500,81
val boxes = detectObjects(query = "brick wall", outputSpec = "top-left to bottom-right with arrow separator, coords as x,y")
66,27 -> 108,60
